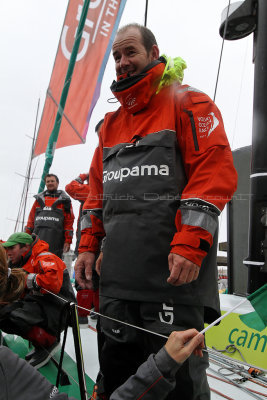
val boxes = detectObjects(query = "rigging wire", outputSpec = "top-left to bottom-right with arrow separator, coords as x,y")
14,157 -> 32,232
208,357 -> 267,398
21,123 -> 41,228
144,0 -> 149,27
213,0 -> 231,102
208,352 -> 267,392
207,372 -> 267,397
208,365 -> 264,400
208,372 -> 267,398
17,288 -> 264,399
44,288 -> 267,377
14,98 -> 40,232
208,346 -> 267,376
44,288 -> 169,340
21,98 -> 40,230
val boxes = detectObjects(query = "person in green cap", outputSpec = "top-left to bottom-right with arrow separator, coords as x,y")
2,232 -> 34,265
0,232 -> 75,369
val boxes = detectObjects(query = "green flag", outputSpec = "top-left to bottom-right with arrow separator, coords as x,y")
240,284 -> 267,332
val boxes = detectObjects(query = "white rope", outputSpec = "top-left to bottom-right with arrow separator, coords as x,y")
41,288 -> 267,399
78,305 -> 169,339
43,288 -> 169,340
42,288 -> 267,374
41,287 -> 263,371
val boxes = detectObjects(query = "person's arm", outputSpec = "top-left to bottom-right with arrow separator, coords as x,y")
65,174 -> 89,201
75,145 -> 105,289
78,146 -> 105,253
0,346 -> 77,400
110,329 -> 204,400
0,330 -> 202,400
63,201 -> 75,248
25,254 -> 64,294
64,175 -> 90,254
167,87 -> 238,286
24,200 -> 38,234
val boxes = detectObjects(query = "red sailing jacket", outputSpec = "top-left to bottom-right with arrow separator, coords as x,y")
79,60 -> 237,267
65,174 -> 90,251
65,174 -> 90,202
65,174 -> 90,229
22,237 -> 65,294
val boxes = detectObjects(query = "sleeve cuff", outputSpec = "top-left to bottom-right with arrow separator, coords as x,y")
26,273 -> 41,290
154,347 -> 181,379
171,244 -> 207,267
79,231 -> 100,254
170,225 -> 214,266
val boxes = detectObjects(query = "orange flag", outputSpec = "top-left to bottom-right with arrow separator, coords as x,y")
34,0 -> 126,157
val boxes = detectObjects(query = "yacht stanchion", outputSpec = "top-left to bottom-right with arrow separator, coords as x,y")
70,302 -> 88,400
56,302 -> 72,387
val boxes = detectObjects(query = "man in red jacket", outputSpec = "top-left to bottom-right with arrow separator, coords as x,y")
75,24 -> 238,399
25,174 -> 74,258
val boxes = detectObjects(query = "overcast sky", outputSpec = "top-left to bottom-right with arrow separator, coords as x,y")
0,0 -> 254,243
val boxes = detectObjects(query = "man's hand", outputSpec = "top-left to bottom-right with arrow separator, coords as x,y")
75,252 -> 95,289
63,243 -> 70,253
165,329 -> 204,364
95,252 -> 103,275
167,253 -> 199,286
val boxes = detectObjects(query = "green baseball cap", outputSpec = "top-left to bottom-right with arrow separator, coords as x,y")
2,232 -> 33,248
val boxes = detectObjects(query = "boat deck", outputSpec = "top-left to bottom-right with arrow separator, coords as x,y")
66,318 -> 267,400
2,318 -> 267,400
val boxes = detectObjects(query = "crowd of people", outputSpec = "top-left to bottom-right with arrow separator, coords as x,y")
0,23 -> 237,400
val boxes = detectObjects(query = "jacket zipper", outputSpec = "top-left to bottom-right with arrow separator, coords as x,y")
184,109 -> 199,151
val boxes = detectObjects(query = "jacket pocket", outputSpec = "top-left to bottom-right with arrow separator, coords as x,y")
183,109 -> 199,151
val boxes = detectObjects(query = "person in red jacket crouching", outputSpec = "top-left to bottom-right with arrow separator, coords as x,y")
0,232 -> 75,369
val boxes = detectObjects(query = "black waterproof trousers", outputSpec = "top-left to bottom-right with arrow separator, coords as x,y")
99,296 -> 210,400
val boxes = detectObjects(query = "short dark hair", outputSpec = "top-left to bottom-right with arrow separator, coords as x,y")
44,174 -> 59,183
95,119 -> 104,134
116,23 -> 158,54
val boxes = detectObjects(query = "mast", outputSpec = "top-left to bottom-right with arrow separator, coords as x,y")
220,0 -> 267,293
